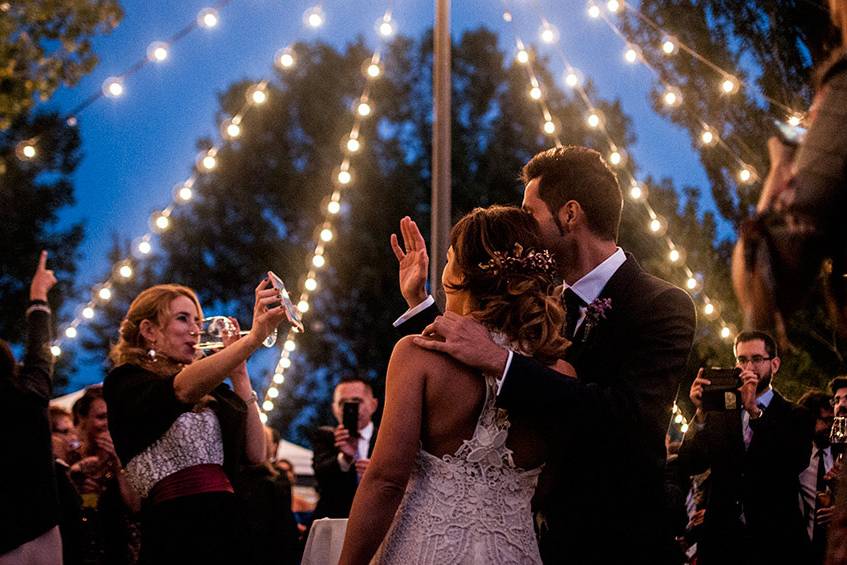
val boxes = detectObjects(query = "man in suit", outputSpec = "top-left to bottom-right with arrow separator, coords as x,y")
311,377 -> 379,519
391,146 -> 696,563
680,331 -> 813,565
798,390 -> 835,564
830,375 -> 847,417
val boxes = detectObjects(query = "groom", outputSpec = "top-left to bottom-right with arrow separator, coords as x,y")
392,146 -> 696,564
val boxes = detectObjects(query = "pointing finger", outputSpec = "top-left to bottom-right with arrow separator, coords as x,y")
38,250 -> 48,271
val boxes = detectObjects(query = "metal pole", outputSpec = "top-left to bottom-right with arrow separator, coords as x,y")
431,0 -> 451,306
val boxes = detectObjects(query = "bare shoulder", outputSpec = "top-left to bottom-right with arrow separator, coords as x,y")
389,335 -> 466,378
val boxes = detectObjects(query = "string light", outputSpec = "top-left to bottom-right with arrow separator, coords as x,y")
337,169 -> 352,185
82,307 -> 95,320
720,326 -> 732,339
137,239 -> 153,255
197,7 -> 219,29
259,413 -> 268,424
267,386 -> 279,398
543,120 -> 557,135
539,21 -> 559,44
304,277 -> 318,291
648,216 -> 668,236
703,301 -> 719,320
606,0 -> 621,13
151,212 -> 171,233
146,41 -> 169,63
376,14 -> 395,37
661,37 -> 678,55
273,373 -> 285,384
720,76 -> 740,95
117,262 -> 133,279
303,5 -> 325,28
102,77 -> 125,98
50,345 -> 62,357
319,227 -> 334,242
174,182 -> 194,202
624,45 -> 640,64
275,47 -> 296,70
356,99 -> 372,117
700,127 -> 717,146
529,86 -> 542,100
281,357 -> 292,369
65,327 -> 78,339
587,3 -> 601,18
15,140 -> 37,161
787,113 -> 803,127
327,200 -> 341,215
246,84 -> 268,105
221,118 -> 242,140
284,339 -> 296,352
628,181 -> 647,202
97,287 -> 113,302
262,400 -> 274,412
662,87 -> 682,107
312,254 -> 326,268
608,148 -> 626,167
564,69 -> 582,88
297,300 -> 310,313
737,166 -> 755,184
364,61 -> 383,79
668,246 -> 685,264
516,48 -> 530,64
345,135 -> 361,153
197,151 -> 217,172
586,111 -> 602,129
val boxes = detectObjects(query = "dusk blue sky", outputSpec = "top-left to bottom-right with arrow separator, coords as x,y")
45,0 -> 717,391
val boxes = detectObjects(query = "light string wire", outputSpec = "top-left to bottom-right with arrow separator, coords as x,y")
501,2 -> 737,342
12,1 -> 235,162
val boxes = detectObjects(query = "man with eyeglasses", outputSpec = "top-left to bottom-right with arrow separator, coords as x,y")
680,330 -> 814,565
829,376 -> 847,417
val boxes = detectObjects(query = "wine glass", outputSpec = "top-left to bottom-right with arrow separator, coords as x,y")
196,316 -> 277,351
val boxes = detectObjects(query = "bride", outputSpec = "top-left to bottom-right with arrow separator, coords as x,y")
339,205 -> 574,564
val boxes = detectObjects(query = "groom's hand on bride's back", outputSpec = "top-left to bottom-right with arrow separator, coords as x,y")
413,312 -> 509,375
390,216 -> 429,308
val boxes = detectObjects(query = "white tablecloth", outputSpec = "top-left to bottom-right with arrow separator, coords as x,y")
301,518 -> 349,565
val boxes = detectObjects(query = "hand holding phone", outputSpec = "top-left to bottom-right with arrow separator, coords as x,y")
343,401 -> 360,438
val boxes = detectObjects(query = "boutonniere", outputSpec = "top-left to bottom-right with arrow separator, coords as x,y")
581,297 -> 612,342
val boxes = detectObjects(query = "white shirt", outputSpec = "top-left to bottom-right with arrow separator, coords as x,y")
799,444 -> 834,539
337,421 -> 375,471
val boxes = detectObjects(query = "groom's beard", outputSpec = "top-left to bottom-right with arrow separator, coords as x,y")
755,371 -> 772,394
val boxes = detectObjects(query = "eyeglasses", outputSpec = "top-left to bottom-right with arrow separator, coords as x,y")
735,356 -> 772,366
831,395 -> 847,407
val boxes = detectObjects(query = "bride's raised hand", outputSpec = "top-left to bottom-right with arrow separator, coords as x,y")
390,216 -> 429,308
248,278 -> 289,346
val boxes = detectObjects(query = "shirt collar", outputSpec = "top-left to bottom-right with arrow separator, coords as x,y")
565,248 -> 626,305
359,421 -> 374,442
757,386 -> 774,408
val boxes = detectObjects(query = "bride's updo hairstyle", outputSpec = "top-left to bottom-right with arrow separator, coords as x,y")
108,284 -> 203,373
447,205 -> 569,364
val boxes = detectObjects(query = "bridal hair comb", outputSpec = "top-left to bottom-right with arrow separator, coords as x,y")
477,243 -> 558,278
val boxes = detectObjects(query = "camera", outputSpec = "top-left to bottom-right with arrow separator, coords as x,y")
701,367 -> 743,411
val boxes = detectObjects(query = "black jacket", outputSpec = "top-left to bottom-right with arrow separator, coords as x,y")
678,391 -> 814,565
311,424 -> 377,519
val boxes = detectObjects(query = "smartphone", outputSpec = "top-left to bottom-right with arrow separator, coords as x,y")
773,119 -> 807,147
343,401 -> 360,438
701,367 -> 743,411
267,271 -> 304,333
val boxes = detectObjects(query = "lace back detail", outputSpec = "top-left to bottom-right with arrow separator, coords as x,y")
374,355 -> 542,564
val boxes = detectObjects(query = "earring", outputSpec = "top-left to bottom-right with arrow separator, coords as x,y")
147,343 -> 158,362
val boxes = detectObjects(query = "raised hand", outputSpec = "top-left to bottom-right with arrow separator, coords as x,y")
738,369 -> 759,414
334,424 -> 358,462
390,216 -> 429,308
413,311 -> 509,375
30,250 -> 57,301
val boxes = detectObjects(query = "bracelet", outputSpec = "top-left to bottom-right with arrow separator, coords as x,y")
243,390 -> 258,404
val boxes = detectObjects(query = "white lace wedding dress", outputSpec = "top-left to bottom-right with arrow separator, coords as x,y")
372,374 -> 543,564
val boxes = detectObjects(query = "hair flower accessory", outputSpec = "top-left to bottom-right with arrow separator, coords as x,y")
478,243 -> 558,278
581,297 -> 612,341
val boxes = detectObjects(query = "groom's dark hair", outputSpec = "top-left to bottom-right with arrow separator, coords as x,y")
521,146 -> 623,241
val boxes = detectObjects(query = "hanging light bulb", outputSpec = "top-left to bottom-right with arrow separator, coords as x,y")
662,87 -> 682,107
98,287 -> 113,301
305,277 -> 318,291
648,216 -> 668,236
703,301 -> 719,320
50,345 -> 62,357
221,118 -> 241,140
337,169 -> 352,186
327,200 -> 341,215
564,69 -> 583,89
273,373 -> 285,384
376,14 -> 395,37
700,127 -> 717,146
363,60 -> 382,79
681,423 -> 689,433
297,300 -> 310,313
102,77 -> 125,98
607,0 -> 621,13
737,166 -> 756,184
117,262 -> 133,279
15,140 -> 36,161
502,11 -> 512,22
259,413 -> 268,424
247,84 -> 268,105
720,76 -> 740,95
356,99 -> 372,117
624,45 -> 640,64
262,400 -> 274,412
720,326 -> 733,339
539,22 -> 559,44
173,182 -> 194,202
197,7 -> 219,28
151,212 -> 171,233
281,357 -> 292,369
345,135 -> 361,153
607,148 -> 627,167
312,255 -> 326,268
147,41 -> 169,63
668,247 -> 685,264
587,3 -> 601,18
82,306 -> 95,320
65,327 -> 78,339
320,228 -> 334,242
661,37 -> 678,55
628,181 -> 647,202
303,5 -> 325,28
787,113 -> 803,127
543,120 -> 556,135
137,239 -> 153,255
267,386 -> 279,399
275,47 -> 296,69
685,274 -> 703,292
516,48 -> 530,64
529,86 -> 542,100
586,111 -> 602,129
674,413 -> 683,424
197,151 -> 217,172
284,339 -> 296,352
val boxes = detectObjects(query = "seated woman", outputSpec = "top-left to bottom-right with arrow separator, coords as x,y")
340,205 -> 573,564
103,280 -> 288,564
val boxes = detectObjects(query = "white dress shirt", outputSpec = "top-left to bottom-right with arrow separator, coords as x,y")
337,421 -> 375,471
799,444 -> 834,539
742,386 -> 774,449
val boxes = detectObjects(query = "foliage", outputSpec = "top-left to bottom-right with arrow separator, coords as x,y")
0,0 -> 122,128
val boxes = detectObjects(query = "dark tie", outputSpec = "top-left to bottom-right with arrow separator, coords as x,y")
563,288 -> 586,339
813,448 -> 829,551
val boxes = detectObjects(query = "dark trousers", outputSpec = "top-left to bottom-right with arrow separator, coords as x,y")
140,492 -> 244,565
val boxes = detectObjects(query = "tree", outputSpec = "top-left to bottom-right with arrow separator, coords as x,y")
0,0 -> 123,128
620,0 -> 844,395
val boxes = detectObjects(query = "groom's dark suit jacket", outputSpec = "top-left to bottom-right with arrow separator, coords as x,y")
399,253 -> 696,564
